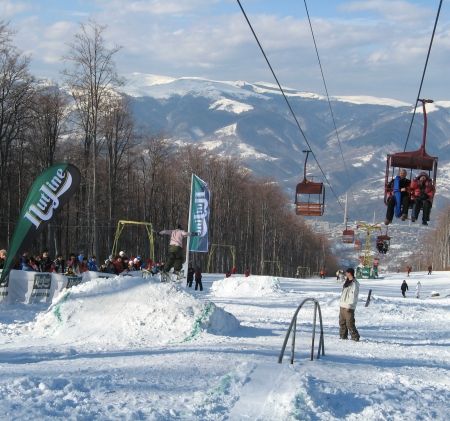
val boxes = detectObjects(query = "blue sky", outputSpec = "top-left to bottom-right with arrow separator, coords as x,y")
2,0 -> 450,102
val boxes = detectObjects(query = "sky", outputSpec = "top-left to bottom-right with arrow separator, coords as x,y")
2,0 -> 450,102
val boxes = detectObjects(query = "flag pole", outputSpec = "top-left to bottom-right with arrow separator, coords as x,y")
184,173 -> 194,278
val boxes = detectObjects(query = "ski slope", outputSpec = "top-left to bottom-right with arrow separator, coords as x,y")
0,271 -> 449,420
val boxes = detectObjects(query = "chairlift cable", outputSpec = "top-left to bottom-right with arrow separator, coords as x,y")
403,0 -> 443,152
303,0 -> 356,219
236,0 -> 344,211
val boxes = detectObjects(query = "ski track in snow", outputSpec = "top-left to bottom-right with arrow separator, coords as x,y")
0,271 -> 449,420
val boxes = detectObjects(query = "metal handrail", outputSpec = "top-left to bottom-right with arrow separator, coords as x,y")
278,298 -> 325,364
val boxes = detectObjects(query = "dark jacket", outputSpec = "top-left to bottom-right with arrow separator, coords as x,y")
54,258 -> 66,274
187,267 -> 195,282
401,281 -> 409,292
386,176 -> 410,198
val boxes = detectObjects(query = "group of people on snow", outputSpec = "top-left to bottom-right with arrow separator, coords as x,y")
401,280 -> 422,298
385,168 -> 435,226
14,250 -> 100,274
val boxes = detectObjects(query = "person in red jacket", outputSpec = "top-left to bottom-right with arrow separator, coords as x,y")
410,172 -> 434,225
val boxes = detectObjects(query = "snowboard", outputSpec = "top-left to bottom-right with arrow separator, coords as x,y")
393,175 -> 402,218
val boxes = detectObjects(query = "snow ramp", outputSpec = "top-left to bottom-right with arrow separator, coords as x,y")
31,275 -> 240,349
211,275 -> 283,298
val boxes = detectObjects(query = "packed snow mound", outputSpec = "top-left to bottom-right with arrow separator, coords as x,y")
31,276 -> 240,348
210,275 -> 282,298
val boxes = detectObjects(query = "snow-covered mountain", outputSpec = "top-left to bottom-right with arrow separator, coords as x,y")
122,73 -> 450,224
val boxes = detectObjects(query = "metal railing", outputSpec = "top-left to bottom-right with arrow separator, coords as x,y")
278,298 -> 325,364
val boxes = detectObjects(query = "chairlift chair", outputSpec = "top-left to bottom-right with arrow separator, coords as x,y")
376,234 -> 391,254
341,193 -> 354,243
295,150 -> 325,216
384,99 -> 438,206
342,229 -> 355,244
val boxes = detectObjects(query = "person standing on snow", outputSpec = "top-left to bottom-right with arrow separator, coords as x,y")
194,266 -> 203,291
401,280 -> 409,298
416,281 -> 422,299
159,224 -> 198,277
339,268 -> 360,341
186,266 -> 195,288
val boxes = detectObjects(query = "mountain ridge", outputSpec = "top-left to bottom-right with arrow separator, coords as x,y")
123,72 -> 449,224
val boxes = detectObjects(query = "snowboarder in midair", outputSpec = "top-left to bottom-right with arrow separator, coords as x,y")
159,224 -> 197,279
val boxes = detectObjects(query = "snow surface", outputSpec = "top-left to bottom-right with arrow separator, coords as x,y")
214,123 -> 237,137
209,98 -> 253,114
1,271 -> 449,420
333,95 -> 410,108
120,73 -> 414,109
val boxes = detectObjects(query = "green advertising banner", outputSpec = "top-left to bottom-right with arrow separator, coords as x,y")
188,175 -> 210,252
0,163 -> 81,285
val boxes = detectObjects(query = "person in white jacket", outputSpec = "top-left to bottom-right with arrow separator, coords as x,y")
339,267 -> 360,341
416,281 -> 422,298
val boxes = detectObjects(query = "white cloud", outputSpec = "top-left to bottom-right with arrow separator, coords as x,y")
342,0 -> 431,23
6,0 -> 450,102
0,0 -> 29,18
94,0 -> 218,16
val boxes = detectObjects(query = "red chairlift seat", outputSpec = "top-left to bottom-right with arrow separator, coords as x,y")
342,229 -> 355,244
376,234 -> 391,243
376,234 -> 391,254
384,99 -> 438,205
294,150 -> 325,216
295,180 -> 325,216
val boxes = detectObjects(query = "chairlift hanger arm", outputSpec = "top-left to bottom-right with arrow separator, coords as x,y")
236,0 -> 344,212
403,0 -> 443,152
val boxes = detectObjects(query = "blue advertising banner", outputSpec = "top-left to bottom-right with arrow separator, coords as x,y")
189,175 -> 210,252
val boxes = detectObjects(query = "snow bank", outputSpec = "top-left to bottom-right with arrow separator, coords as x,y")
31,276 -> 240,348
210,275 -> 282,298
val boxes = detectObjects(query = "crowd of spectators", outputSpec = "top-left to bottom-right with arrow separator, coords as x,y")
4,249 -> 164,276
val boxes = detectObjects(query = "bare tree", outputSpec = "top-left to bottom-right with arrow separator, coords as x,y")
0,22 -> 34,244
102,94 -> 135,244
63,20 -> 122,257
29,85 -> 69,169
426,206 -> 450,270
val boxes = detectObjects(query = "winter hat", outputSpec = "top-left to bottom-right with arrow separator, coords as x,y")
418,171 -> 428,178
345,267 -> 355,276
